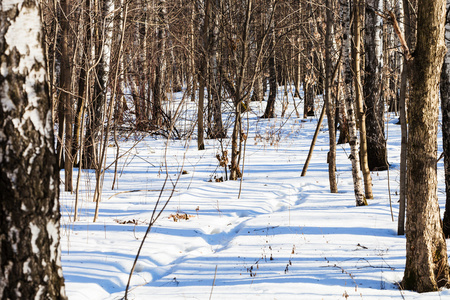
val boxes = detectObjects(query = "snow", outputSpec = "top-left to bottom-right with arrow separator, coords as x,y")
60,86 -> 450,299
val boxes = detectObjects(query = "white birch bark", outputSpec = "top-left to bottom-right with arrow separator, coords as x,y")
341,0 -> 366,205
0,0 -> 67,298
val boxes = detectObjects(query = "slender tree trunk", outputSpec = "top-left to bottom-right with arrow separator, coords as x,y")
325,0 -> 338,193
345,86 -> 366,206
398,0 -> 409,235
337,72 -> 349,145
402,0 -> 450,292
262,53 -> 277,118
153,0 -> 167,128
365,0 -> 388,171
262,0 -> 276,119
398,62 -> 408,234
341,0 -> 366,206
353,0 -> 373,200
294,4 -> 302,100
190,1 -> 197,102
230,0 -> 252,180
0,1 -> 67,297
60,0 -> 73,191
208,0 -> 225,139
251,7 -> 264,103
198,0 -> 211,150
73,6 -> 89,168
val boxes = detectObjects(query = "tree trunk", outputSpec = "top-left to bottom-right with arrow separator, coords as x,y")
230,0 -> 252,180
402,0 -> 450,292
0,1 -> 67,298
208,0 -> 225,139
153,0 -> 168,129
60,0 -> 73,191
398,62 -> 408,234
365,0 -> 388,171
262,0 -> 276,119
353,0 -> 373,200
440,1 -> 450,238
251,7 -> 264,103
190,1 -> 197,103
341,0 -> 366,206
197,0 -> 211,150
325,0 -> 338,193
73,6 -> 90,168
398,0 -> 410,236
262,53 -> 277,118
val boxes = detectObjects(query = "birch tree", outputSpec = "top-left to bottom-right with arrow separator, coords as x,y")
341,0 -> 366,206
365,0 -> 388,171
353,0 -> 373,199
0,0 -> 67,298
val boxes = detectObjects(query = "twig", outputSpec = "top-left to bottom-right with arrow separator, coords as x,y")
209,265 -> 218,300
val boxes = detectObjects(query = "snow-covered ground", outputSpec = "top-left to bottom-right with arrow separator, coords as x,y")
60,87 -> 450,299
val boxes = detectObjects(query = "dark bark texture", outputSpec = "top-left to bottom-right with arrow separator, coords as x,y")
441,57 -> 450,238
364,0 -> 388,171
440,4 -> 450,238
325,0 -> 337,193
0,1 -> 67,299
402,0 -> 450,292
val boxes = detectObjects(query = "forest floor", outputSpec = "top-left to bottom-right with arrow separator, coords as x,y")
60,87 -> 450,299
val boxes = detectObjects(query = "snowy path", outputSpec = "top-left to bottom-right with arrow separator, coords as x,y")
60,100 -> 450,299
